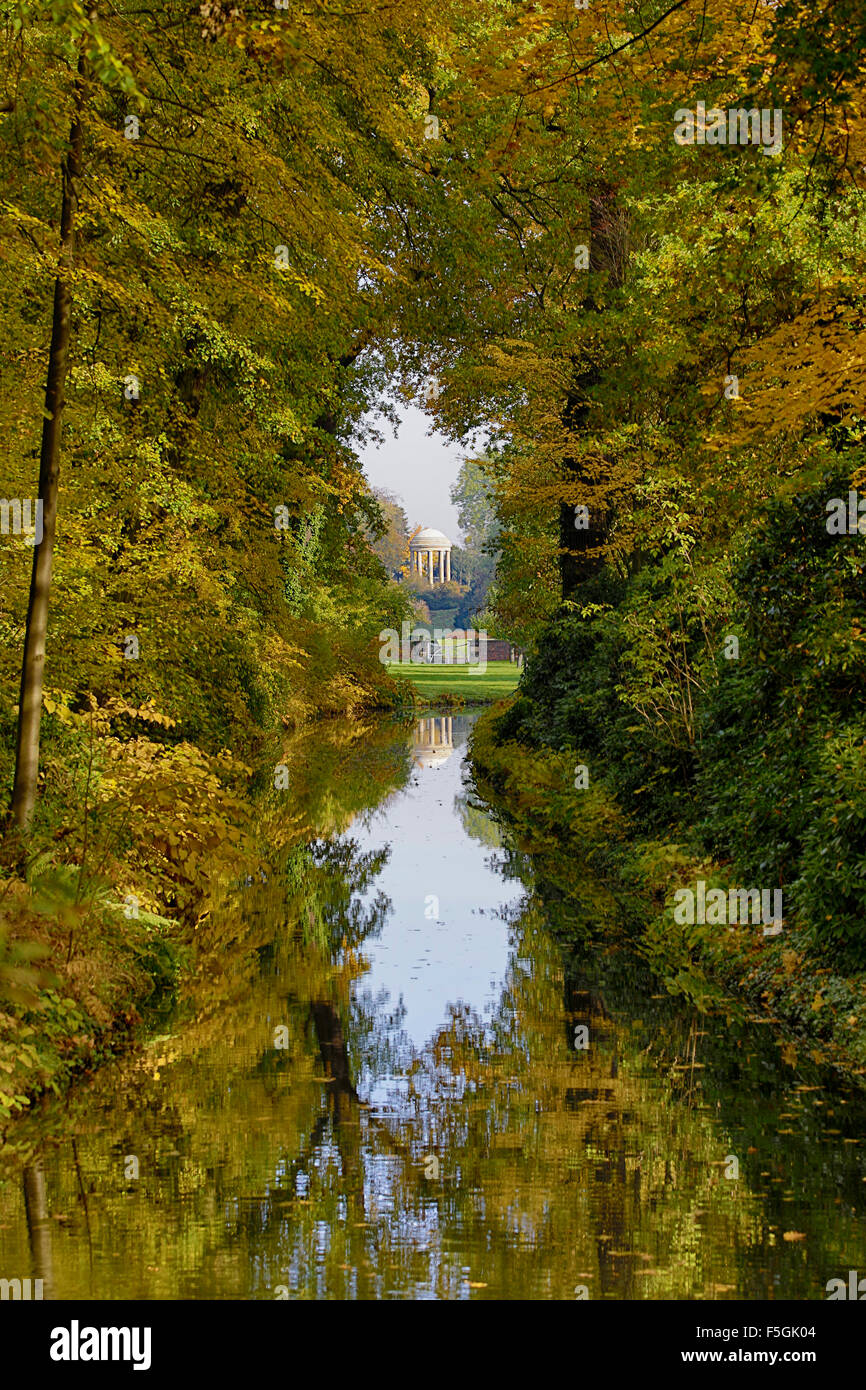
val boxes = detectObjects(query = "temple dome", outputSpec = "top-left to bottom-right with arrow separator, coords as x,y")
410,527 -> 451,548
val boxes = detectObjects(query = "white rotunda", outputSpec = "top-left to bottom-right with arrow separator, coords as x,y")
409,526 -> 452,584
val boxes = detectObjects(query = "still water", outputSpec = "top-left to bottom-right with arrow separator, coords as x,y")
2,713 -> 866,1300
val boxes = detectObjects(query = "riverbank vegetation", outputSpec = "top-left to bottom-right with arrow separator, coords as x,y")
441,1 -> 866,1060
395,3 -> 865,1058
472,705 -> 866,1080
0,0 -> 436,1104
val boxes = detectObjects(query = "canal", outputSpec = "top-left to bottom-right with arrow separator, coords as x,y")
1,712 -> 864,1300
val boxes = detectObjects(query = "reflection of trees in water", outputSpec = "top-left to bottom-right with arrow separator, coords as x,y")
6,717 -> 866,1300
454,790 -> 503,849
348,986 -> 412,1090
184,789 -> 820,1296
493,842 -> 866,1299
306,838 -> 391,958
457,775 -> 536,886
23,1157 -> 54,1298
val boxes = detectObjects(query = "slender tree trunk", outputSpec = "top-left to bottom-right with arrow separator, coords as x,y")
9,49 -> 87,836
559,185 -> 627,600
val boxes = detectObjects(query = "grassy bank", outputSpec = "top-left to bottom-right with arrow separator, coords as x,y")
471,704 -> 866,1082
386,660 -> 521,704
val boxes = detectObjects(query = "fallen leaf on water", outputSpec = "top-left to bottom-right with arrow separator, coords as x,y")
782,1231 -> 806,1242
467,1281 -> 488,1289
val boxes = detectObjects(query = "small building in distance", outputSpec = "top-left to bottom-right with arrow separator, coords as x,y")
484,639 -> 523,664
409,526 -> 452,584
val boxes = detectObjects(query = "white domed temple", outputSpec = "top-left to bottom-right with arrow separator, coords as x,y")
409,526 -> 452,583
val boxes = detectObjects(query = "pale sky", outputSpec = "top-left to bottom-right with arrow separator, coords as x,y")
356,401 -> 468,543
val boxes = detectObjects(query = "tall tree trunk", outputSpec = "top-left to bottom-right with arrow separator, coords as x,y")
559,185 -> 627,600
9,48 -> 87,837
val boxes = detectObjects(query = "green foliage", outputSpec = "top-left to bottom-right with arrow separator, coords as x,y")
502,575 -> 699,831
699,466 -> 866,964
368,490 -> 410,581
449,455 -> 500,626
500,463 -> 866,966
1,0 -> 865,1116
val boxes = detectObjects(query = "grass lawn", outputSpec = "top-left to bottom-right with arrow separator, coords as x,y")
387,660 -> 521,702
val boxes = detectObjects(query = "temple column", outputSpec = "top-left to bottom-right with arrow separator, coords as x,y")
445,551 -> 450,581
427,549 -> 433,583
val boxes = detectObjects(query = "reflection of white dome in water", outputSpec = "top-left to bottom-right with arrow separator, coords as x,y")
415,747 -> 453,769
411,715 -> 455,768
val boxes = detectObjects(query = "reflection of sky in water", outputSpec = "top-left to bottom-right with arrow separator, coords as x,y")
6,711 -> 866,1302
350,716 -> 523,1099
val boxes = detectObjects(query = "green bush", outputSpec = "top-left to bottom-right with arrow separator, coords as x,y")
502,462 -> 866,965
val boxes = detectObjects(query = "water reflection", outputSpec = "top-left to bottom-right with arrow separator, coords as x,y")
412,716 -> 455,770
354,713 -> 516,1061
22,1157 -> 54,1298
1,714 -> 865,1300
